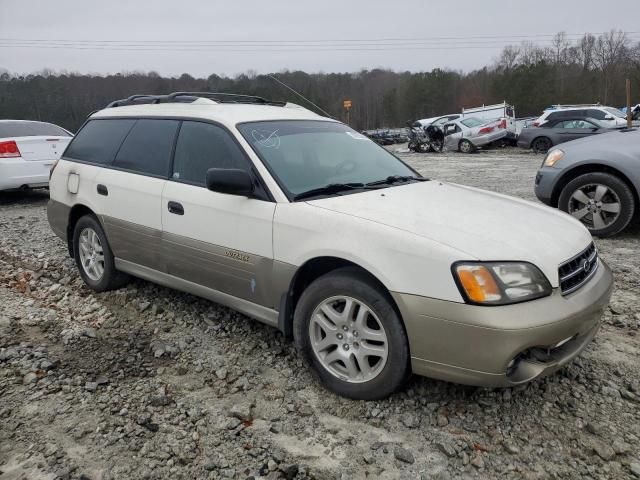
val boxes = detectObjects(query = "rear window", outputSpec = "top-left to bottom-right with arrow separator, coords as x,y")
460,118 -> 484,128
64,119 -> 136,165
0,121 -> 71,138
113,119 -> 179,177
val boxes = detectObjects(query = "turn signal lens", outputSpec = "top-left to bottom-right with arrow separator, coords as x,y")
454,262 -> 552,305
543,149 -> 564,167
456,265 -> 501,303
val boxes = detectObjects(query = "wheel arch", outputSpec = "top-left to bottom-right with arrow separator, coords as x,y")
277,256 -> 405,342
551,163 -> 639,209
66,204 -> 99,258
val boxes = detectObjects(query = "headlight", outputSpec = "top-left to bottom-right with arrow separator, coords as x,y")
453,262 -> 552,305
543,149 -> 564,167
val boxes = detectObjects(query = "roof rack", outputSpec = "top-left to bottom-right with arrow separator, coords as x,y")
547,103 -> 601,110
106,91 -> 287,108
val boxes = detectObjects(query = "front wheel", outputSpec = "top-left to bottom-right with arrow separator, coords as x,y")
558,172 -> 636,237
293,268 -> 410,400
459,139 -> 475,153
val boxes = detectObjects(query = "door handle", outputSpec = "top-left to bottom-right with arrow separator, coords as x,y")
97,184 -> 108,196
167,201 -> 184,215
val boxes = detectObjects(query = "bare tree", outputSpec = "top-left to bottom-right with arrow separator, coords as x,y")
593,30 -> 630,103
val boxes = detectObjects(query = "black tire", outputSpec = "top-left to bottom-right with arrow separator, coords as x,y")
417,142 -> 431,153
73,215 -> 129,291
293,267 -> 410,400
459,139 -> 475,153
532,136 -> 552,153
558,172 -> 636,237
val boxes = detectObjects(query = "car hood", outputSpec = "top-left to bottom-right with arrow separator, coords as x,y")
555,127 -> 640,156
307,181 -> 593,287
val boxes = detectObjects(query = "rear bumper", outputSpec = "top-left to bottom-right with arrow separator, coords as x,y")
47,199 -> 70,242
0,159 -> 52,191
471,130 -> 508,147
392,259 -> 613,387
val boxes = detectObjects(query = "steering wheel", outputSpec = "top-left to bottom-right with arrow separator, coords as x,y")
335,159 -> 357,175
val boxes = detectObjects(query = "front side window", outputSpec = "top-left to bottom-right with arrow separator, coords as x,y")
64,119 -> 136,165
172,121 -> 249,185
562,120 -> 597,129
237,120 -> 415,197
113,119 -> 179,177
587,109 -> 606,120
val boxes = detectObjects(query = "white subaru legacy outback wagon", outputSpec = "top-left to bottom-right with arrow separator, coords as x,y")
48,92 -> 613,400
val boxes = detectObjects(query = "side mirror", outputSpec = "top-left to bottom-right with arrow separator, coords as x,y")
604,115 -> 614,120
206,168 -> 254,197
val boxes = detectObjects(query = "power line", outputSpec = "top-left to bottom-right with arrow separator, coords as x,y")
0,31 -> 635,44
0,38 -> 638,53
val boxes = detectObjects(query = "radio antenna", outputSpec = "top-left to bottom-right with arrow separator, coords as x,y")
267,74 -> 334,119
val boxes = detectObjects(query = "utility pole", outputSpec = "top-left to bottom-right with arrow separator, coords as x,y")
626,79 -> 632,129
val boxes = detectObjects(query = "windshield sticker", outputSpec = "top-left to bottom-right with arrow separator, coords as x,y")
346,132 -> 368,140
251,129 -> 281,148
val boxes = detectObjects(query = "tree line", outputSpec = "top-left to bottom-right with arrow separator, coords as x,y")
1,30 -> 638,133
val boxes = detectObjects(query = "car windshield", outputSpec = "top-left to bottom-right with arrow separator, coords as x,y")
460,117 -> 485,128
237,120 -> 416,197
605,107 -> 626,118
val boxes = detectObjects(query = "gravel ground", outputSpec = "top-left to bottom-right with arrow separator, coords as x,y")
1,147 -> 639,480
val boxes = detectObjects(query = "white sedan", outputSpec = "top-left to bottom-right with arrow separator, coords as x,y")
0,120 -> 72,191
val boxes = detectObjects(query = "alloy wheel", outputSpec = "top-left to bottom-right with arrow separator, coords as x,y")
568,183 -> 622,230
309,296 -> 389,383
78,227 -> 105,281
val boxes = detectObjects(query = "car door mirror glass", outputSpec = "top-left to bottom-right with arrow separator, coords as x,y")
206,168 -> 254,197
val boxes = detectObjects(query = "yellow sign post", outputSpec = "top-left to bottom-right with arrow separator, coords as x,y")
343,100 -> 352,125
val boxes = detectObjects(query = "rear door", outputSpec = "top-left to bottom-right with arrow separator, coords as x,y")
161,120 -> 276,307
94,118 -> 179,272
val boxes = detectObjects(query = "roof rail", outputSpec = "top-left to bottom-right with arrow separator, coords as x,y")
548,103 -> 602,109
106,92 -> 287,108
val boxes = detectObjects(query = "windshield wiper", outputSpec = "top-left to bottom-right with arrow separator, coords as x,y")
293,183 -> 370,201
365,175 -> 428,187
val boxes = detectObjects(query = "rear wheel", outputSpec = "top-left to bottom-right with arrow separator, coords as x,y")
293,268 -> 410,400
532,136 -> 552,153
73,215 -> 129,291
558,172 -> 635,237
459,139 -> 475,153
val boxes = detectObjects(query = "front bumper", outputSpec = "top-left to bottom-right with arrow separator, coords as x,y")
392,259 -> 613,387
534,166 -> 563,206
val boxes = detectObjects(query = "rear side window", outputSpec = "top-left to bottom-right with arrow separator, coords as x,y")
0,121 -> 71,138
172,121 -> 249,185
113,119 -> 179,177
64,119 -> 135,164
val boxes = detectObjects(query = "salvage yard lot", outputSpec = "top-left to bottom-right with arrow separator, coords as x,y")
1,148 -> 639,480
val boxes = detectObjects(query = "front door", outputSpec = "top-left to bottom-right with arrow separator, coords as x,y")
161,121 -> 276,307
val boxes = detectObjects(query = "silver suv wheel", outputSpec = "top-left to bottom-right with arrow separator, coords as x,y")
568,183 -> 621,230
309,295 -> 389,383
78,227 -> 105,281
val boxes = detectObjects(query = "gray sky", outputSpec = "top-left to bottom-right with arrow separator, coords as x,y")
1,0 -> 639,77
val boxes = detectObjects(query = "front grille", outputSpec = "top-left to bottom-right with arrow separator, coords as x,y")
558,243 -> 598,295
